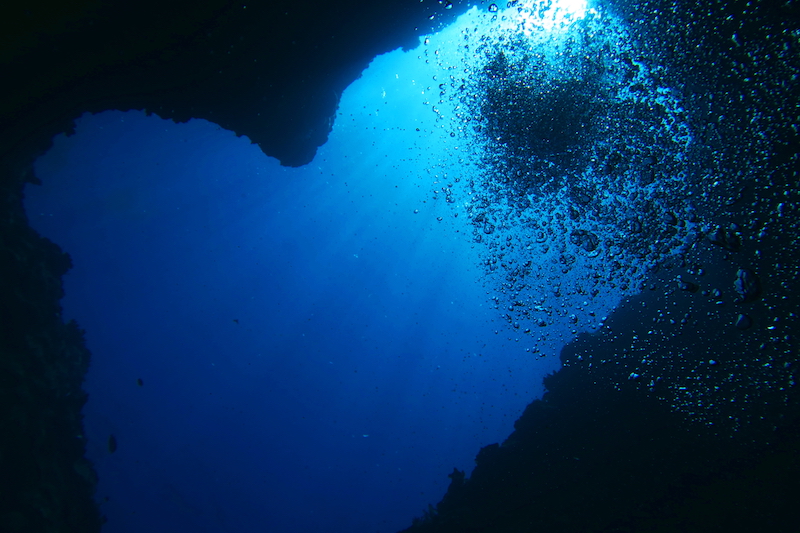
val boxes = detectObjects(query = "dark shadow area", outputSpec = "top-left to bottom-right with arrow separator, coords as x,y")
1,0 -> 471,169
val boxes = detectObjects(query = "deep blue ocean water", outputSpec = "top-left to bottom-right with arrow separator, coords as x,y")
23,2 -> 718,532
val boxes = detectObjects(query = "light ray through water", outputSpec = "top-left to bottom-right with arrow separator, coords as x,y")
23,2 -> 715,532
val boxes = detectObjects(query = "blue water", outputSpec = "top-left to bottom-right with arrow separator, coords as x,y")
24,3 -> 699,532
26,57 -> 562,533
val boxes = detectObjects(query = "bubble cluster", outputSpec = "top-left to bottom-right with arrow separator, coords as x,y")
421,6 -> 697,353
415,2 -> 799,436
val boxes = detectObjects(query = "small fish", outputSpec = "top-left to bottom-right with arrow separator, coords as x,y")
137,378 -> 144,387
108,434 -> 118,454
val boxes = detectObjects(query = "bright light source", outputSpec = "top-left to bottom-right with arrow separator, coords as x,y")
513,0 -> 590,33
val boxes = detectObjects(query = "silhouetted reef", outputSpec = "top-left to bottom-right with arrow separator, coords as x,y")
0,167 -> 101,531
401,283 -> 800,532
